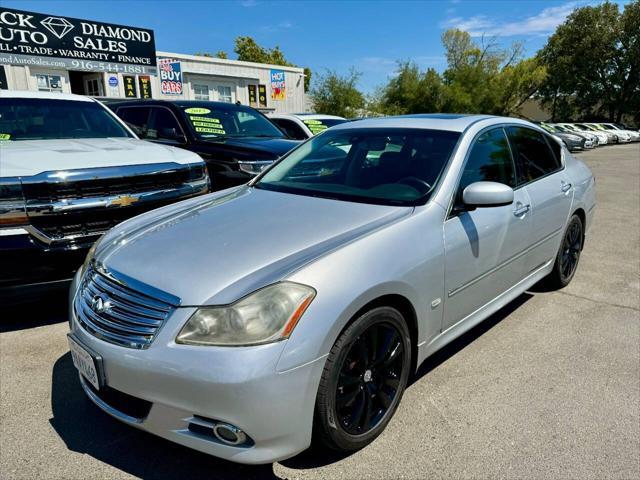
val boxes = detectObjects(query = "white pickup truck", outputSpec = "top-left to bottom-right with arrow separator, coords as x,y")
0,91 -> 209,289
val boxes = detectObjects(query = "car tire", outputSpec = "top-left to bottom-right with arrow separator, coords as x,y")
544,214 -> 583,289
314,306 -> 411,452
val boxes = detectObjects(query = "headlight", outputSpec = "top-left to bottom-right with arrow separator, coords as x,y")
237,160 -> 274,175
176,282 -> 316,346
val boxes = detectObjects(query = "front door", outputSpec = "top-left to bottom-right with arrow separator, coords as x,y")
443,127 -> 532,331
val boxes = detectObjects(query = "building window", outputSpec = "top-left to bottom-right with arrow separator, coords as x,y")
217,86 -> 233,103
193,84 -> 209,100
36,74 -> 62,92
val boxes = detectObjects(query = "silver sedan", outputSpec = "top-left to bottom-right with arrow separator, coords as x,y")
67,114 -> 596,464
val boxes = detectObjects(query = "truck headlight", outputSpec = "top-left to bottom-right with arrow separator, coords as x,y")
176,282 -> 316,346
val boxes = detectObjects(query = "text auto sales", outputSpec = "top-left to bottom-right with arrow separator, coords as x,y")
0,11 -> 153,64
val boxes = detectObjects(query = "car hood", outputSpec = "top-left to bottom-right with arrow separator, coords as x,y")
96,186 -> 412,306
0,138 -> 200,177
203,136 -> 300,158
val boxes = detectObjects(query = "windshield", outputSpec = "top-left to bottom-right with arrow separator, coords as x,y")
181,104 -> 284,140
577,124 -> 597,131
300,117 -> 347,135
255,128 -> 460,206
0,98 -> 132,141
540,124 -> 557,133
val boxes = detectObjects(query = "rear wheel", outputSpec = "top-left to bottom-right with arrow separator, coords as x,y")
544,214 -> 583,289
314,307 -> 411,451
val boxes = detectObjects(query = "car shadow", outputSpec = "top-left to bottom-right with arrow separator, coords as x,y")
50,292 -> 534,476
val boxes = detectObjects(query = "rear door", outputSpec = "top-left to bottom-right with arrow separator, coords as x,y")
507,126 -> 573,273
443,127 -> 532,331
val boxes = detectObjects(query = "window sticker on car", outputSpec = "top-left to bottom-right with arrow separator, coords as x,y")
303,120 -> 328,135
187,115 -> 226,134
0,133 -> 10,140
184,107 -> 211,115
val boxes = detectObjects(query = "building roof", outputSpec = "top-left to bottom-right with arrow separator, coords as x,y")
156,51 -> 305,73
0,90 -> 95,102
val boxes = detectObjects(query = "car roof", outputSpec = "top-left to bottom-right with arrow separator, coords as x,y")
0,90 -> 95,102
108,99 -> 257,111
329,114 -> 532,133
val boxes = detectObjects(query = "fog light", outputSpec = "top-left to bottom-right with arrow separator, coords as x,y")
213,423 -> 247,446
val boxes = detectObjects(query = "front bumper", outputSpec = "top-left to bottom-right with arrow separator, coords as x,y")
0,228 -> 87,287
69,298 -> 326,464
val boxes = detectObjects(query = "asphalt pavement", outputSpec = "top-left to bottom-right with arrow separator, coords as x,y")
1,143 -> 638,480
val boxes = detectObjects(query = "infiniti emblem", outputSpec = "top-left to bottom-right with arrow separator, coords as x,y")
91,294 -> 110,314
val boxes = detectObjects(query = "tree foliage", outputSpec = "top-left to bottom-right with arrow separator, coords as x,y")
376,29 -> 546,116
537,0 -> 640,122
234,36 -> 311,91
310,69 -> 365,117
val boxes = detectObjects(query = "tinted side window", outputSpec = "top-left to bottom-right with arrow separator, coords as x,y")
545,134 -> 562,164
458,127 -> 515,197
116,107 -> 150,137
148,108 -> 183,141
273,118 -> 307,140
507,127 -> 561,184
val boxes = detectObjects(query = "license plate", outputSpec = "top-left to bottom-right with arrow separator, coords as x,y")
68,335 -> 101,391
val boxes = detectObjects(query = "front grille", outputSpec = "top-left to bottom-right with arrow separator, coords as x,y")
31,201 -> 167,241
22,169 -> 192,202
74,265 -> 177,349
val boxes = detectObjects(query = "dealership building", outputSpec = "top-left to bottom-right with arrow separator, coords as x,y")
0,7 -> 308,112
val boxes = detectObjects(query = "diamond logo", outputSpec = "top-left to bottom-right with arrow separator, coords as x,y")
40,16 -> 74,39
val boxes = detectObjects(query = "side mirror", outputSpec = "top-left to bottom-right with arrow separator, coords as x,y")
462,181 -> 514,208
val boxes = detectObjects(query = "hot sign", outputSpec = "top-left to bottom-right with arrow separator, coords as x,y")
159,58 -> 182,95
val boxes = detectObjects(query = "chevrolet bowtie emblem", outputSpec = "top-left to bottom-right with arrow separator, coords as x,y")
110,195 -> 139,207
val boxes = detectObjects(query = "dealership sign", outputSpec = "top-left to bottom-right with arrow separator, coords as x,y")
0,8 -> 157,74
159,58 -> 182,95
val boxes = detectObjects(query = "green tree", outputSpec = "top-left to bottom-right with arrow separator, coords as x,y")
376,29 -> 546,116
310,69 -> 365,117
234,37 -> 311,91
194,51 -> 228,59
537,0 -> 640,122
215,50 -> 228,59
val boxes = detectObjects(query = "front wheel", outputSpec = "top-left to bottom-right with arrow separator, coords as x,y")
314,307 -> 411,452
544,214 -> 583,289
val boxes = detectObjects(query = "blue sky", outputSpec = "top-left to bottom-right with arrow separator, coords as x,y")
3,0 -> 631,93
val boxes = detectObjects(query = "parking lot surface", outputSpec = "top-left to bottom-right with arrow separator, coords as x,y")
1,144 -> 638,480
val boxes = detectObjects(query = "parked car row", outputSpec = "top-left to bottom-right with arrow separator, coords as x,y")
538,121 -> 639,151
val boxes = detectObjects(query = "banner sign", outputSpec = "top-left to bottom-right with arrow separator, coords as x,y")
247,84 -> 257,106
0,7 -> 157,74
158,58 -> 182,95
123,75 -> 137,97
138,75 -> 152,98
270,69 -> 285,101
258,84 -> 267,107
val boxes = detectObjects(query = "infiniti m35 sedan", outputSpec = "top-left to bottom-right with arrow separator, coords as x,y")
67,114 -> 596,464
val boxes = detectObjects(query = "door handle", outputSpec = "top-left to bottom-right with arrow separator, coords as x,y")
513,204 -> 530,216
561,182 -> 572,193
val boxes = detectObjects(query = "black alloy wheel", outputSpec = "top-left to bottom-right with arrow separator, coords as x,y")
545,214 -> 583,289
560,218 -> 583,282
314,306 -> 411,451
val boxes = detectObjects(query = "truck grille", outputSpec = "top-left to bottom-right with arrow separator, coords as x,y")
74,265 -> 177,349
22,168 -> 193,201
